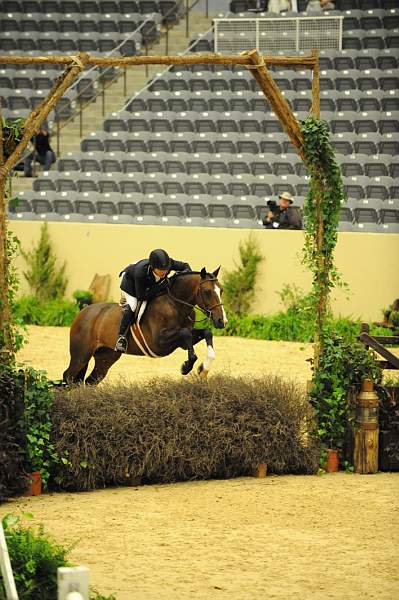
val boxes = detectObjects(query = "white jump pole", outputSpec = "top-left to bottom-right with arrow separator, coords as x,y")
57,566 -> 89,600
0,522 -> 19,600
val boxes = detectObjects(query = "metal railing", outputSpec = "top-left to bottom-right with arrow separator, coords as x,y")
52,0 -> 215,157
122,24 -> 214,113
214,15 -> 344,54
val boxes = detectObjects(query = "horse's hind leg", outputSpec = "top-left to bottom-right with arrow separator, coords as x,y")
63,356 -> 90,385
85,347 -> 121,386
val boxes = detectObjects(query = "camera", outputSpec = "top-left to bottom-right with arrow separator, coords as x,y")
267,200 -> 278,212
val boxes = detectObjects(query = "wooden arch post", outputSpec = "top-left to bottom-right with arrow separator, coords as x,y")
0,49 -> 321,364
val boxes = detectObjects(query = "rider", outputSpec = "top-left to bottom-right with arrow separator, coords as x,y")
115,248 -> 192,353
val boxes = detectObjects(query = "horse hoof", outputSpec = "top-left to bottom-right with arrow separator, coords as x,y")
181,361 -> 193,375
197,363 -> 209,379
181,354 -> 197,376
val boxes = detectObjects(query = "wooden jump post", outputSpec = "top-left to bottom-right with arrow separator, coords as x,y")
0,49 -> 320,364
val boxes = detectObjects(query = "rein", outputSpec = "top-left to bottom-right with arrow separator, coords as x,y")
167,277 -> 223,322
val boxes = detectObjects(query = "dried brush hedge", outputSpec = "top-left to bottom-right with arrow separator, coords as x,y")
50,375 -> 320,491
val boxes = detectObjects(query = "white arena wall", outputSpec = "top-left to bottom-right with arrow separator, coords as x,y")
9,222 -> 399,322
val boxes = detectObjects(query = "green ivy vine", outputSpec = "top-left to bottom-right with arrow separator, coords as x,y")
0,229 -> 25,364
301,116 -> 346,349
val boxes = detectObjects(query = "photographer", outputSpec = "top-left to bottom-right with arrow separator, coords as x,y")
262,191 -> 303,230
24,127 -> 56,177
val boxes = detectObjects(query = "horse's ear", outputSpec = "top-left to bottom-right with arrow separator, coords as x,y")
200,267 -> 207,279
213,266 -> 221,278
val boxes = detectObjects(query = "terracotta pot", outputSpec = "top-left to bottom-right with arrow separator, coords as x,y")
325,449 -> 340,473
25,471 -> 42,496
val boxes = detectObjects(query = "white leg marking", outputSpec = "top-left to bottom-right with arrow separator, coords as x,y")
203,345 -> 216,371
215,285 -> 228,325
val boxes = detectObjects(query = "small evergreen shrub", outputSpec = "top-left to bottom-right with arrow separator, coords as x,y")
0,514 -> 116,600
0,514 -> 70,600
222,234 -> 263,315
21,222 -> 68,301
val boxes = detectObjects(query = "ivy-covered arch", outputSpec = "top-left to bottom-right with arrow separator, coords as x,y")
0,48 -> 343,382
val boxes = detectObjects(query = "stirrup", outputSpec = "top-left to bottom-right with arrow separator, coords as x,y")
115,336 -> 127,353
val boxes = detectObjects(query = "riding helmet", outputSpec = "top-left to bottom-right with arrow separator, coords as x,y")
149,249 -> 171,270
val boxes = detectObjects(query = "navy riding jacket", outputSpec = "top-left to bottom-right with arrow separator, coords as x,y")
119,259 -> 191,301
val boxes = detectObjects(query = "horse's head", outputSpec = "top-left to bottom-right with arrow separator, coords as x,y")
197,267 -> 227,329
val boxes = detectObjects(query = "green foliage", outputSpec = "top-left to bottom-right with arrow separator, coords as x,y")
212,311 -> 394,343
0,229 -> 26,365
0,513 -> 70,600
222,234 -> 263,316
21,222 -> 68,301
301,117 -> 345,317
73,288 -> 93,309
0,514 -> 117,600
212,284 -> 394,343
309,332 -> 382,449
1,362 -> 65,493
381,298 -> 399,329
20,367 -> 59,487
0,364 -> 29,501
2,117 -> 25,159
13,295 -> 79,326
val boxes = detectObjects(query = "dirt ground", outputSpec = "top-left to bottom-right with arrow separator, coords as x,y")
16,325 -> 315,384
5,326 -> 398,600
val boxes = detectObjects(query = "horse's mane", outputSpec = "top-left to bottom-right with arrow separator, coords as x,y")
169,271 -> 211,283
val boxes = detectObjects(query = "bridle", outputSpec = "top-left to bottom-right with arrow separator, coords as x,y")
167,276 -> 224,321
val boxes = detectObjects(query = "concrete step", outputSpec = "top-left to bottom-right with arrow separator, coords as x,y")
48,12 -> 215,161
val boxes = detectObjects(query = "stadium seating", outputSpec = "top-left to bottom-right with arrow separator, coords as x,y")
4,2 -> 399,229
0,0 -> 172,120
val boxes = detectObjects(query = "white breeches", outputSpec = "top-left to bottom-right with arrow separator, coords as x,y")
119,273 -> 138,311
120,290 -> 138,312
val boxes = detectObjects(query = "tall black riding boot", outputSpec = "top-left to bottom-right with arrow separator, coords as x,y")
114,305 -> 134,353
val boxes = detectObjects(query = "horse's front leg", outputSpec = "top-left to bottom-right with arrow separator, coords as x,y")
179,327 -> 198,375
193,328 -> 215,378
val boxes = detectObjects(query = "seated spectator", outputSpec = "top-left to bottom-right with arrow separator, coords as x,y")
247,0 -> 268,9
306,0 -> 335,12
24,128 -> 56,177
262,192 -> 303,230
268,0 -> 292,12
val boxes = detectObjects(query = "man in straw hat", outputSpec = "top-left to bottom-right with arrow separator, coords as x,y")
262,191 -> 303,230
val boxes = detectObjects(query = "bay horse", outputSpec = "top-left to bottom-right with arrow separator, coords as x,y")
63,268 -> 227,385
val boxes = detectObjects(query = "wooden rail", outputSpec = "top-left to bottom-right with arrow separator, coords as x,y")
359,323 -> 399,370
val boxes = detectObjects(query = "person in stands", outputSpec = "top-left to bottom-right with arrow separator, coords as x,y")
268,0 -> 292,12
24,127 -> 56,177
115,249 -> 192,353
306,0 -> 335,12
262,191 -> 303,230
